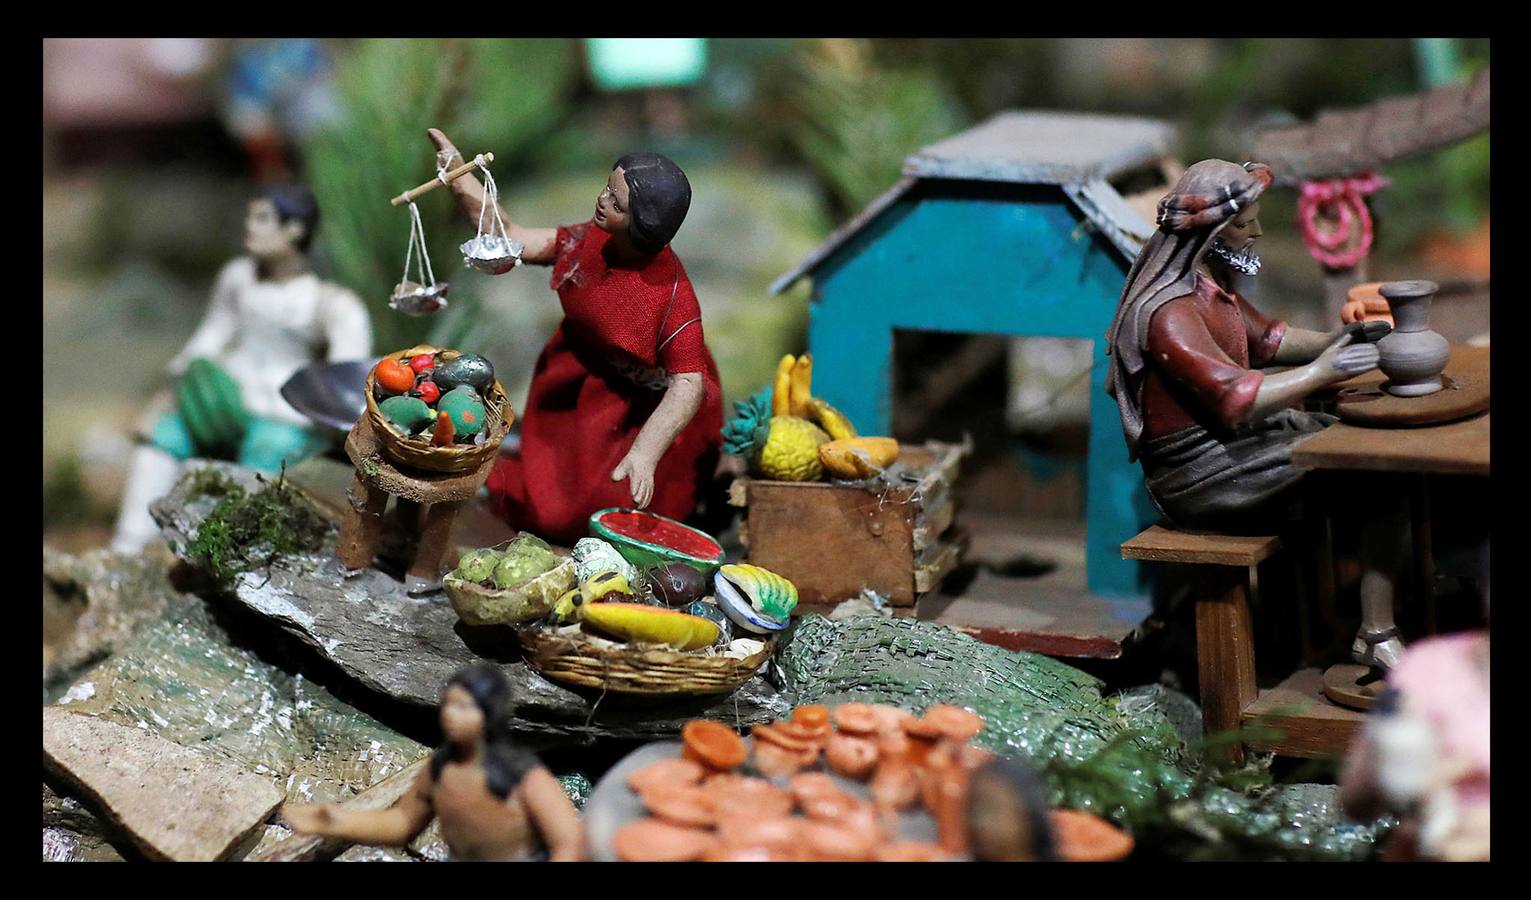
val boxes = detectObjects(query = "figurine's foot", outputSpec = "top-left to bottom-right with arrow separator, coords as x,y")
1352,627 -> 1404,670
340,565 -> 367,580
405,575 -> 443,597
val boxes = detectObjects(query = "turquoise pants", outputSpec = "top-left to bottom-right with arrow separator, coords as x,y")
151,412 -> 328,473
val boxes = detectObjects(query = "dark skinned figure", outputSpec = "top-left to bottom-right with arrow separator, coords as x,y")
282,664 -> 586,861
426,129 -> 723,546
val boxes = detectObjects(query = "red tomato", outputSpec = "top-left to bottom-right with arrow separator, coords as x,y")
409,354 -> 436,375
413,380 -> 441,404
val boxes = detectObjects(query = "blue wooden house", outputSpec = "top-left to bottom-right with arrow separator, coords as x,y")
771,111 -> 1176,600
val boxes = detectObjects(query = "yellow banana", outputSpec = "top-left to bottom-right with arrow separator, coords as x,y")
807,397 -> 857,441
789,354 -> 813,417
772,355 -> 795,417
818,437 -> 900,479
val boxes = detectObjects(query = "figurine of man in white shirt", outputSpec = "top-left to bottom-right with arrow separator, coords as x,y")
111,185 -> 373,552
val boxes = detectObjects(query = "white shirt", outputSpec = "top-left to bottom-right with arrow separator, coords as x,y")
168,257 -> 372,428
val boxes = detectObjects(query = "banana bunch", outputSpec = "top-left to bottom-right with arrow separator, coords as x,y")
722,354 -> 895,482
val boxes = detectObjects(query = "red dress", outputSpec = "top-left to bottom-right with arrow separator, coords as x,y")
486,222 -> 724,545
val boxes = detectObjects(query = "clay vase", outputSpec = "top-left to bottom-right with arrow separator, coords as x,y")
1376,280 -> 1450,397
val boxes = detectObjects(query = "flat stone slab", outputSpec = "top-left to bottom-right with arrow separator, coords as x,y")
43,708 -> 284,861
153,462 -> 790,742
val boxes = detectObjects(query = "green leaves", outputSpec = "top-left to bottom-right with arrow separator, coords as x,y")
300,40 -> 577,352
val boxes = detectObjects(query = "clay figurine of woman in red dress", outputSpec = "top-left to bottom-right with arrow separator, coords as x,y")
427,129 -> 723,546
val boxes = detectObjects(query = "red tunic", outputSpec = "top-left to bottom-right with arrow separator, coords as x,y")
485,222 -> 724,545
1138,273 -> 1287,442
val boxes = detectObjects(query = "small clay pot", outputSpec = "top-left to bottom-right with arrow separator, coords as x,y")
1376,280 -> 1449,397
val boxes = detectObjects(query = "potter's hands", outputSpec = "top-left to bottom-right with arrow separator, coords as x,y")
282,803 -> 337,835
1314,333 -> 1380,383
611,448 -> 658,509
1342,320 -> 1392,344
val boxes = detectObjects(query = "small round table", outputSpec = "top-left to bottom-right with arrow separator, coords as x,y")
337,415 -> 500,595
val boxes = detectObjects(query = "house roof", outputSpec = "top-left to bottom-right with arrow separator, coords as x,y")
771,110 -> 1174,294
1252,67 -> 1490,185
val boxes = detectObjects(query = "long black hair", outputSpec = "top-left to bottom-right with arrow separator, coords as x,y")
614,152 -> 691,255
258,183 -> 320,253
430,663 -> 541,799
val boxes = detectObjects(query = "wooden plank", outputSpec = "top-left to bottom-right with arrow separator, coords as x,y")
1121,524 -> 1281,567
913,532 -> 966,593
744,479 -> 918,605
911,492 -> 956,552
1242,668 -> 1367,759
1291,411 -> 1489,476
915,568 -> 1152,660
1195,569 -> 1258,764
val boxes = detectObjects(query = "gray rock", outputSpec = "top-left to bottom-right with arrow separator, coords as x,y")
154,462 -> 791,741
44,707 -> 285,861
1114,682 -> 1204,746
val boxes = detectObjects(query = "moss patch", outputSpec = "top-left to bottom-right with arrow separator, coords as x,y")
184,468 -> 331,584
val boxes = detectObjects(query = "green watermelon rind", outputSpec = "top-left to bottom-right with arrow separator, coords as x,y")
588,508 -> 725,576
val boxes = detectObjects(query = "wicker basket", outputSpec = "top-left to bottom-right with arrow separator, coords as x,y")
519,625 -> 773,696
365,345 -> 514,475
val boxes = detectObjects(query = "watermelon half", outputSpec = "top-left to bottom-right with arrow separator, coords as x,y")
588,508 -> 726,575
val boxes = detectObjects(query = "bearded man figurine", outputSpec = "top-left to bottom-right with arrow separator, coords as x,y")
1105,159 -> 1389,533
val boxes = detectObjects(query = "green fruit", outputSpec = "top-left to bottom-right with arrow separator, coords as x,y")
507,532 -> 553,556
455,548 -> 500,583
434,354 -> 495,392
438,386 -> 486,437
492,556 -> 538,590
379,395 -> 435,433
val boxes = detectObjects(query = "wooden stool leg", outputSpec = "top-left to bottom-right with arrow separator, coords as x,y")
338,474 -> 389,571
1195,566 -> 1257,764
407,500 -> 462,593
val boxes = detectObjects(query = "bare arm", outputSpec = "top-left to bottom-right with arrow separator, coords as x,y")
1245,333 -> 1379,422
517,767 -> 587,862
1272,321 -> 1392,366
610,372 -> 706,508
426,128 -> 558,265
281,765 -> 435,848
168,259 -> 245,375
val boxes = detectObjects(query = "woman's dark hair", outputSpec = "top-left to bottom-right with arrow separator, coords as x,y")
258,183 -> 320,253
430,663 -> 541,799
614,152 -> 691,255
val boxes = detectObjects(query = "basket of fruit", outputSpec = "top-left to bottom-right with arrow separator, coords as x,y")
518,623 -> 774,696
365,345 -> 512,474
514,535 -> 790,696
443,534 -> 576,627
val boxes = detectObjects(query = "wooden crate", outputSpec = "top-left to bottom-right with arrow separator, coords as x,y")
727,441 -> 968,606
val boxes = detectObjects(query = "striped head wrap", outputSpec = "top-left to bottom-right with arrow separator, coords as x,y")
1156,161 -> 1273,232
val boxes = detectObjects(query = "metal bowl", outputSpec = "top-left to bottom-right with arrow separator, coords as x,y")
279,359 -> 378,434
460,234 -> 523,275
389,281 -> 450,316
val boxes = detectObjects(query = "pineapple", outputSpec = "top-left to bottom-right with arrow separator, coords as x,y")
722,388 -> 830,481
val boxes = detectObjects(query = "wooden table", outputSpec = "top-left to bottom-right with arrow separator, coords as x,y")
1260,347 -> 1492,755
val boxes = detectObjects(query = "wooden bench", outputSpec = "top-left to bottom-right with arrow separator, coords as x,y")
1122,525 -> 1281,762
1123,524 -> 1367,760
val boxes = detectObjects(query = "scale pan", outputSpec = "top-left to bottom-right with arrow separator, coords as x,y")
389,280 -> 450,316
460,234 -> 523,275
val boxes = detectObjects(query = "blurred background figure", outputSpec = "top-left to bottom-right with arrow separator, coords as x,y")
109,185 -> 372,552
221,39 -> 341,181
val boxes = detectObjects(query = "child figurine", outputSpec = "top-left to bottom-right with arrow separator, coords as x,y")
111,185 -> 373,552
282,663 -> 587,861
1104,159 -> 1389,532
427,129 -> 723,547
